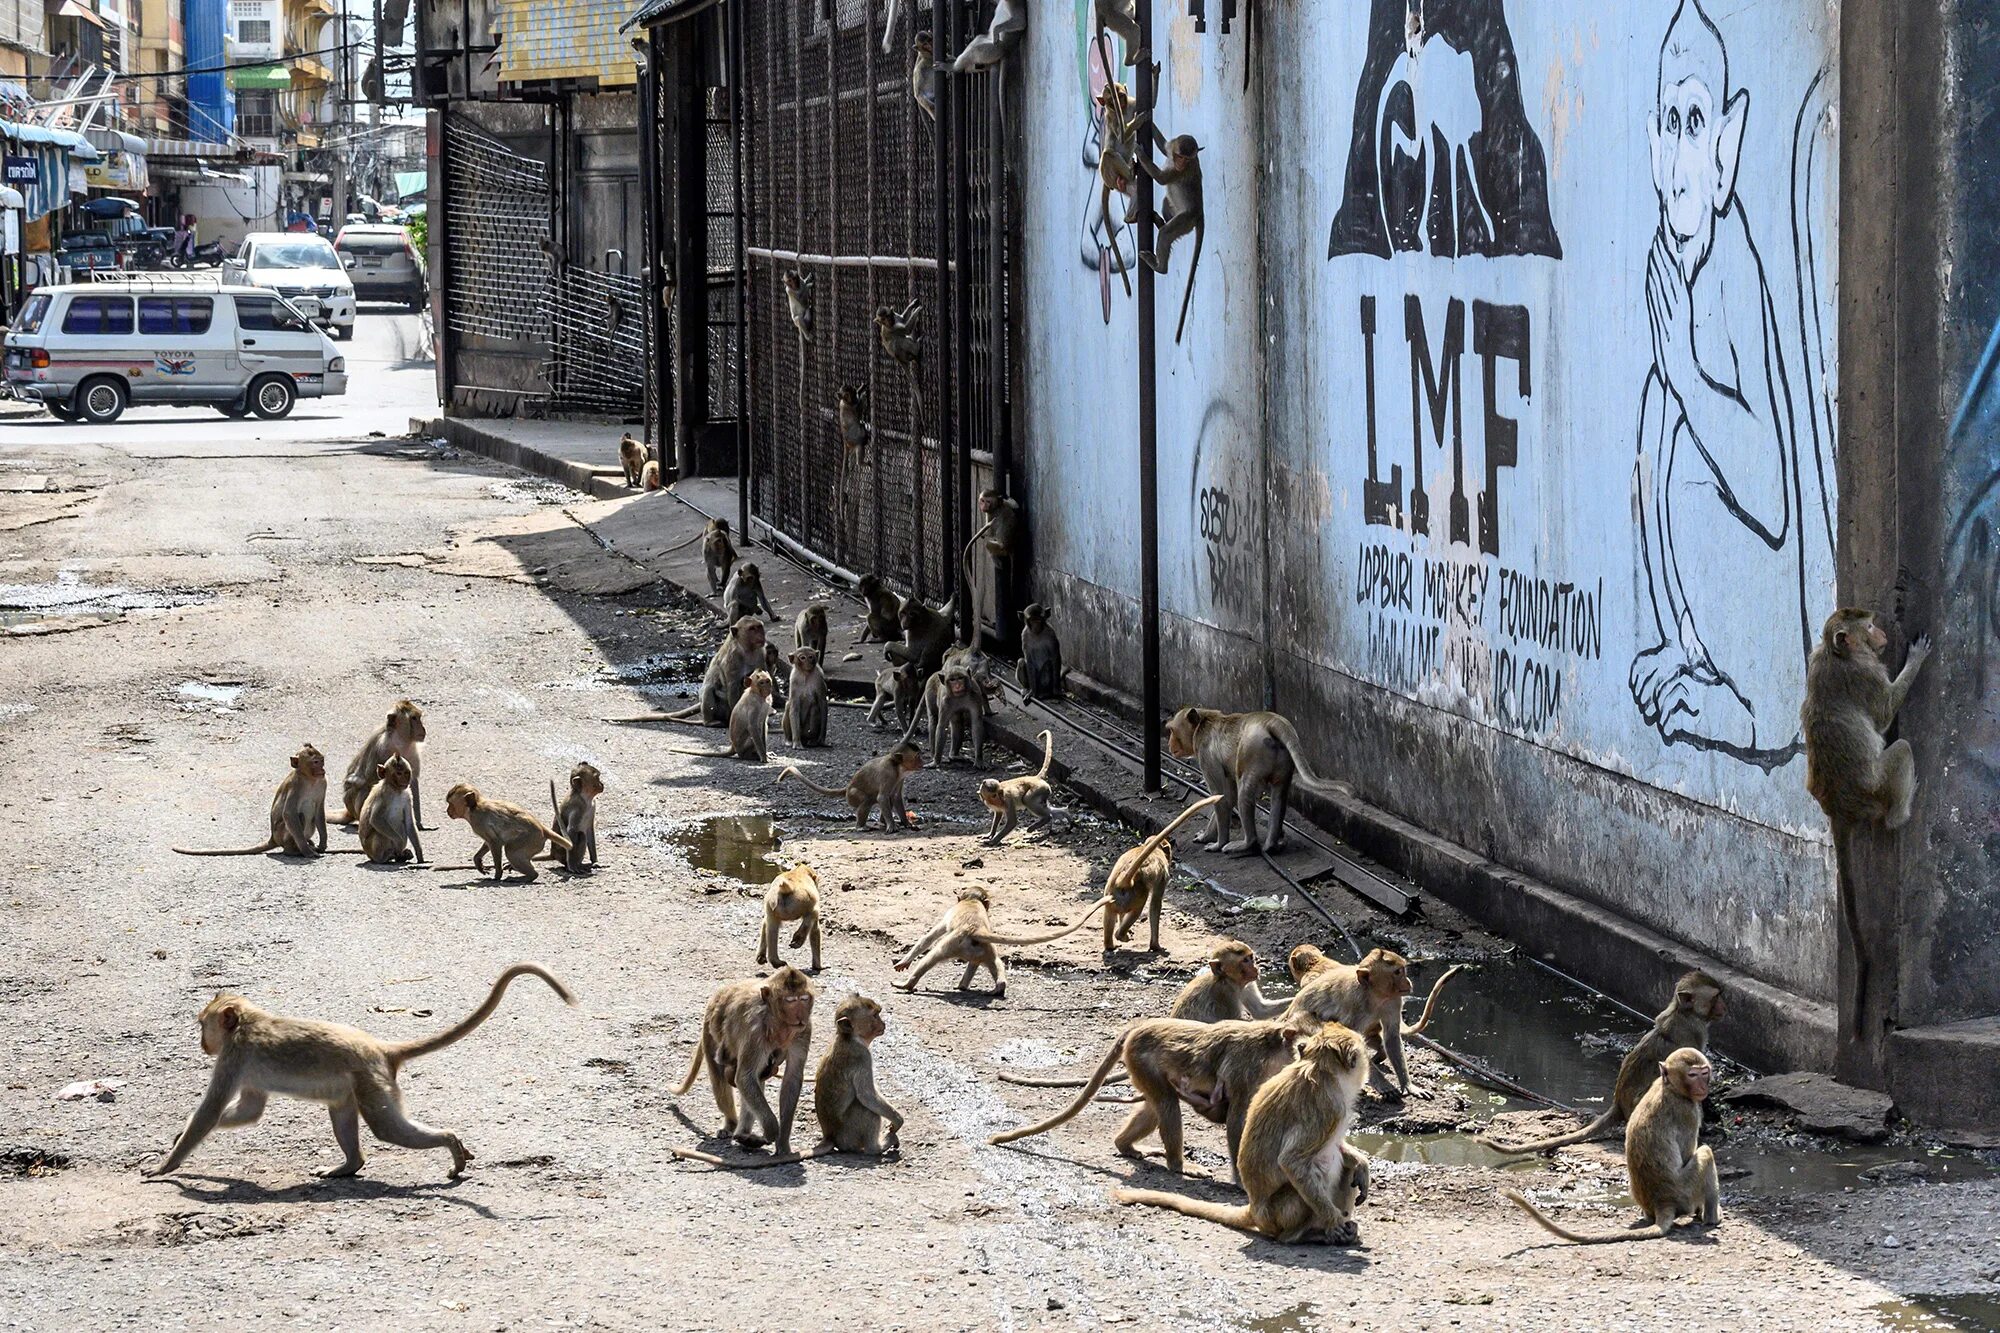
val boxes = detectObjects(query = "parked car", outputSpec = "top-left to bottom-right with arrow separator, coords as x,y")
332,224 -> 427,311
223,232 -> 358,340
2,279 -> 348,424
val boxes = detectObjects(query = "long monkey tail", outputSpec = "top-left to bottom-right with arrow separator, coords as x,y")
673,1033 -> 707,1096
1110,1186 -> 1260,1235
1172,224 -> 1203,345
997,1068 -> 1130,1089
979,896 -> 1111,947
1032,730 -> 1055,780
1504,1191 -> 1669,1245
1264,715 -> 1353,802
776,766 -> 850,799
550,779 -> 561,822
1477,1108 -> 1621,1158
1110,795 -> 1225,890
172,840 -> 282,857
671,1143 -> 835,1170
386,964 -> 577,1070
1404,964 -> 1469,1036
988,1028 -> 1131,1145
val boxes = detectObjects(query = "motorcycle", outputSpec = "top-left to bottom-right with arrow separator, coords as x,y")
168,240 -> 228,269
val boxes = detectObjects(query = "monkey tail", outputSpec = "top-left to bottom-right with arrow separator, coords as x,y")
1172,225 -> 1203,345
673,1034 -> 707,1097
1264,715 -> 1353,803
387,964 -> 578,1070
655,527 -> 708,556
980,895 -> 1111,947
776,766 -> 850,799
550,780 -> 561,823
1404,964 -> 1469,1036
172,840 -> 282,856
1110,1187 -> 1260,1234
1032,729 -> 1055,780
1114,795 -> 1225,884
607,708 -> 715,727
988,1029 -> 1130,1144
1478,1108 -> 1621,1158
545,826 -> 573,853
996,1068 -> 1130,1089
1503,1191 -> 1666,1245
671,1143 -> 834,1170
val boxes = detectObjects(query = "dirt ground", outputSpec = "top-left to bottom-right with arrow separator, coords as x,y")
2,425 -> 1997,1332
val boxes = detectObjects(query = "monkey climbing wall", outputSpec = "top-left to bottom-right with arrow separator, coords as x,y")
738,0 -> 1009,601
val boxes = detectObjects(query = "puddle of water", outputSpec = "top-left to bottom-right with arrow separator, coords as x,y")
1244,1303 -> 1317,1333
1876,1295 -> 2000,1332
176,680 -> 245,711
664,815 -> 785,885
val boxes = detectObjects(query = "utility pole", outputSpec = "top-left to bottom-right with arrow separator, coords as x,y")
330,0 -> 352,223
1136,0 -> 1161,794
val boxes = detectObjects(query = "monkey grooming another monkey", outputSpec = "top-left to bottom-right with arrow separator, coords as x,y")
175,745 -> 329,858
893,887 -> 1110,999
782,648 -> 829,749
782,270 -> 815,343
549,761 -> 602,873
1111,1024 -> 1371,1243
856,573 -> 904,643
619,433 -> 646,489
667,672 -> 776,763
758,865 -> 823,973
1133,130 -> 1204,344
980,730 -> 1066,844
144,964 -> 576,1180
723,561 -> 778,624
1016,603 -> 1064,702
358,755 -> 423,865
335,700 -> 428,828
777,742 -> 925,832
702,518 -> 737,595
1505,1047 -> 1721,1245
673,965 -> 815,1156
1100,795 -> 1226,958
1481,970 -> 1725,1156
1804,609 -> 1930,830
444,783 -> 571,884
1164,706 -> 1351,855
990,1015 -> 1307,1172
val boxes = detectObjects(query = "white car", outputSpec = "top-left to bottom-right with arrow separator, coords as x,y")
224,232 -> 358,340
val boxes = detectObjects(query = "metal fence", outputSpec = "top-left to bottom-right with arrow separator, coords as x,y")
740,0 -> 1008,603
544,265 -> 648,415
441,116 -> 551,344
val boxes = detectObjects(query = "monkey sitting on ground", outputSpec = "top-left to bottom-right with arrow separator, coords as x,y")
1016,602 -> 1064,702
1099,795 -> 1225,958
358,755 -> 423,865
776,742 -> 924,832
757,865 -> 822,973
175,745 -> 328,858
1481,970 -> 1724,1155
642,460 -> 663,491
1112,1024 -> 1371,1243
867,662 -> 922,731
723,561 -> 778,625
673,992 -> 903,1170
1804,608 -> 1930,830
1164,706 -> 1351,855
1285,946 -> 1460,1099
886,595 -> 955,680
794,603 -> 830,659
702,519 -> 737,595
1506,1047 -> 1721,1244
335,700 -> 428,829
620,617 -> 767,727
444,782 -> 572,884
980,730 -> 1067,844
667,671 -> 776,763
856,573 -> 904,644
619,433 -> 646,488
782,648 -> 828,748
144,964 -> 576,1180
549,761 -> 602,873
989,1014 -> 1307,1173
673,965 -> 815,1155
893,886 -> 1108,999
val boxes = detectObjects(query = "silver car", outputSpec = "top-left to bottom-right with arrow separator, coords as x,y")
334,224 -> 427,311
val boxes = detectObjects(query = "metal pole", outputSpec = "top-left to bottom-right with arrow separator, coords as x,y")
1136,0 -> 1161,794
731,0 -> 750,539
932,0 -> 958,607
951,3 -> 974,644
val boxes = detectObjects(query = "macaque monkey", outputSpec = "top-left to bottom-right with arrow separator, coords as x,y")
1016,602 -> 1064,702
836,384 -> 870,479
336,699 -> 428,828
782,648 -> 828,749
761,641 -> 789,707
1506,1048 -> 1721,1245
856,572 -> 903,643
629,617 -> 768,727
903,662 -> 989,768
1100,795 -> 1226,957
1093,0 -> 1149,73
777,742 -> 924,832
702,518 -> 737,595
1095,82 -> 1141,298
980,730 -> 1066,844
174,745 -> 328,858
619,432 -> 647,489
673,965 -> 816,1156
893,886 -> 1109,999
444,782 -> 571,883
642,460 -> 663,491
886,595 -> 955,679
1482,970 -> 1725,1156
794,603 -> 830,659
1284,946 -> 1418,1098
144,964 -> 576,1180
723,561 -> 778,624
782,270 -> 814,343
549,761 -> 602,873
867,663 -> 921,730
877,300 -> 923,422
960,488 -> 1021,624
990,1015 -> 1307,1173
1132,130 -> 1205,344
1164,706 -> 1351,855
757,865 -> 823,973
668,672 -> 775,763
911,33 -> 937,121
1111,1025 -> 1372,1243
358,755 -> 423,865
950,0 -> 1024,73
1804,609 -> 1930,830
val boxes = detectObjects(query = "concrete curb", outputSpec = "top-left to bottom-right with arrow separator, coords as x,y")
419,415 -> 635,502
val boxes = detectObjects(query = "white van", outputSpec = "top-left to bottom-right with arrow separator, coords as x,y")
2,279 -> 348,423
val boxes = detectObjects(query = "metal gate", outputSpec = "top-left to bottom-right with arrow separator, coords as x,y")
545,265 -> 649,416
442,115 -> 551,345
740,0 -> 1008,602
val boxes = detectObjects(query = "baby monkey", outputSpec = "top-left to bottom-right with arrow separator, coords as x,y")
783,270 -> 814,343
893,886 -> 1109,999
1804,608 -> 1931,830
702,518 -> 737,595
757,865 -> 823,973
670,671 -> 776,763
144,963 -> 576,1180
980,729 -> 1068,844
358,755 -> 423,865
174,744 -> 328,858
445,782 -> 572,883
549,761 -> 603,873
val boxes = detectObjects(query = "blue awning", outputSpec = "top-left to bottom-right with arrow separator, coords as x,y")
0,121 -> 100,159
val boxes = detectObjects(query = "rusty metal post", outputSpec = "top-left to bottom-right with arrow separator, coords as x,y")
1136,0 -> 1162,793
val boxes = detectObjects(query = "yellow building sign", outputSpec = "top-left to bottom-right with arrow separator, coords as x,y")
497,0 -> 638,88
